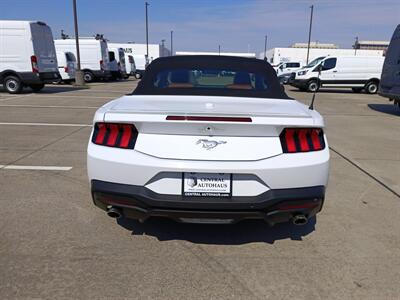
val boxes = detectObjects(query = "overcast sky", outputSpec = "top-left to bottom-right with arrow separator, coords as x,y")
2,0 -> 400,53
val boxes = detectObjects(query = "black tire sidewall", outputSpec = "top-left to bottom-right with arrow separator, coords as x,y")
4,76 -> 23,94
84,72 -> 94,82
366,82 -> 378,94
307,80 -> 319,92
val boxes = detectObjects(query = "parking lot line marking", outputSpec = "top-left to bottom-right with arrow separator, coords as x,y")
0,104 -> 98,109
0,122 -> 91,127
0,94 -> 31,102
0,165 -> 72,171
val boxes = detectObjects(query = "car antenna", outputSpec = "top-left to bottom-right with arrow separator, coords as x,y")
309,66 -> 322,110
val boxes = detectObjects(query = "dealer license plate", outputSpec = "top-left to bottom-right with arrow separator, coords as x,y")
182,173 -> 232,197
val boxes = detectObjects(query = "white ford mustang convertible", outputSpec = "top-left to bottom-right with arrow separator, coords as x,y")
87,55 -> 330,225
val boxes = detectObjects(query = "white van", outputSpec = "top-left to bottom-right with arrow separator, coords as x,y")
126,54 -> 136,76
0,20 -> 60,93
275,62 -> 302,76
133,54 -> 148,79
54,38 -> 111,82
290,56 -> 384,93
108,47 -> 128,79
56,51 -> 76,82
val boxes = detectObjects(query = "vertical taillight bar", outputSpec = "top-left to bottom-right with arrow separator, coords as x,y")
280,128 -> 325,153
92,123 -> 138,149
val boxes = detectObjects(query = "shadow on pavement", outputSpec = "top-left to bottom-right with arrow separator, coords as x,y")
368,104 -> 400,116
117,216 -> 316,244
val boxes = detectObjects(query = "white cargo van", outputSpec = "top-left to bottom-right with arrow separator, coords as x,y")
290,56 -> 384,93
54,38 -> 111,82
56,51 -> 76,82
108,47 -> 128,79
133,54 -> 148,79
126,55 -> 136,76
0,20 -> 60,93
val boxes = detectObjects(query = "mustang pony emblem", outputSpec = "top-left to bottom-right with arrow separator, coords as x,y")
196,139 -> 227,150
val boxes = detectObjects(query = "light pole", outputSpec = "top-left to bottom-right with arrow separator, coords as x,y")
72,0 -> 84,85
218,45 -> 221,55
306,5 -> 314,65
264,35 -> 268,60
170,30 -> 173,56
145,2 -> 149,60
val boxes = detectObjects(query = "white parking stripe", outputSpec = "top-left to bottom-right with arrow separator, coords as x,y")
0,94 -> 31,102
0,122 -> 91,127
0,165 -> 72,171
0,104 -> 98,109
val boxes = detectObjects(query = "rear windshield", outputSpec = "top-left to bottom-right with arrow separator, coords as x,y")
153,69 -> 269,91
65,52 -> 76,62
133,56 -> 290,99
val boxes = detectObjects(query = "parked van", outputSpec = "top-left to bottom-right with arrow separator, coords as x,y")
379,25 -> 400,106
0,20 -> 60,93
290,56 -> 384,93
126,54 -> 136,76
275,62 -> 302,75
54,38 -> 111,82
133,54 -> 148,79
108,47 -> 128,79
275,62 -> 302,84
56,51 -> 76,82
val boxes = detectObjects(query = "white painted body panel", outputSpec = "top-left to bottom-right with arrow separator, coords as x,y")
87,94 -> 329,197
54,39 -> 110,72
0,20 -> 58,73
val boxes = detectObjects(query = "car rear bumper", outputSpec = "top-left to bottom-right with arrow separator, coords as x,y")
92,70 -> 112,80
290,79 -> 308,89
91,179 -> 325,225
19,71 -> 61,84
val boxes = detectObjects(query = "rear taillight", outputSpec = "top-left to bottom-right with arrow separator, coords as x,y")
92,123 -> 138,149
280,128 -> 325,153
31,55 -> 39,73
100,60 -> 104,70
64,66 -> 69,73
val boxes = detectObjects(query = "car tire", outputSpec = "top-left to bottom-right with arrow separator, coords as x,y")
307,80 -> 320,93
3,75 -> 23,94
365,81 -> 378,94
83,71 -> 94,83
352,87 -> 363,93
135,73 -> 142,79
30,83 -> 45,92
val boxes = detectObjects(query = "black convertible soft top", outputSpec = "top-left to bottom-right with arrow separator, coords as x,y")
132,55 -> 290,99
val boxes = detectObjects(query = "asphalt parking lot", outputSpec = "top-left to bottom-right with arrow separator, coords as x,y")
0,79 -> 399,299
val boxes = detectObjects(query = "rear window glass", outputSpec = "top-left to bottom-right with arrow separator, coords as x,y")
153,69 -> 268,91
65,52 -> 76,62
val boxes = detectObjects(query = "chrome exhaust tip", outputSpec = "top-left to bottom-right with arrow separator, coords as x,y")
292,214 -> 308,226
107,206 -> 122,219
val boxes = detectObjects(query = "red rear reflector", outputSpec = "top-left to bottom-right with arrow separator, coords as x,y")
31,55 -> 39,73
166,116 -> 252,122
280,128 -> 325,153
92,123 -> 138,149
64,66 -> 69,73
